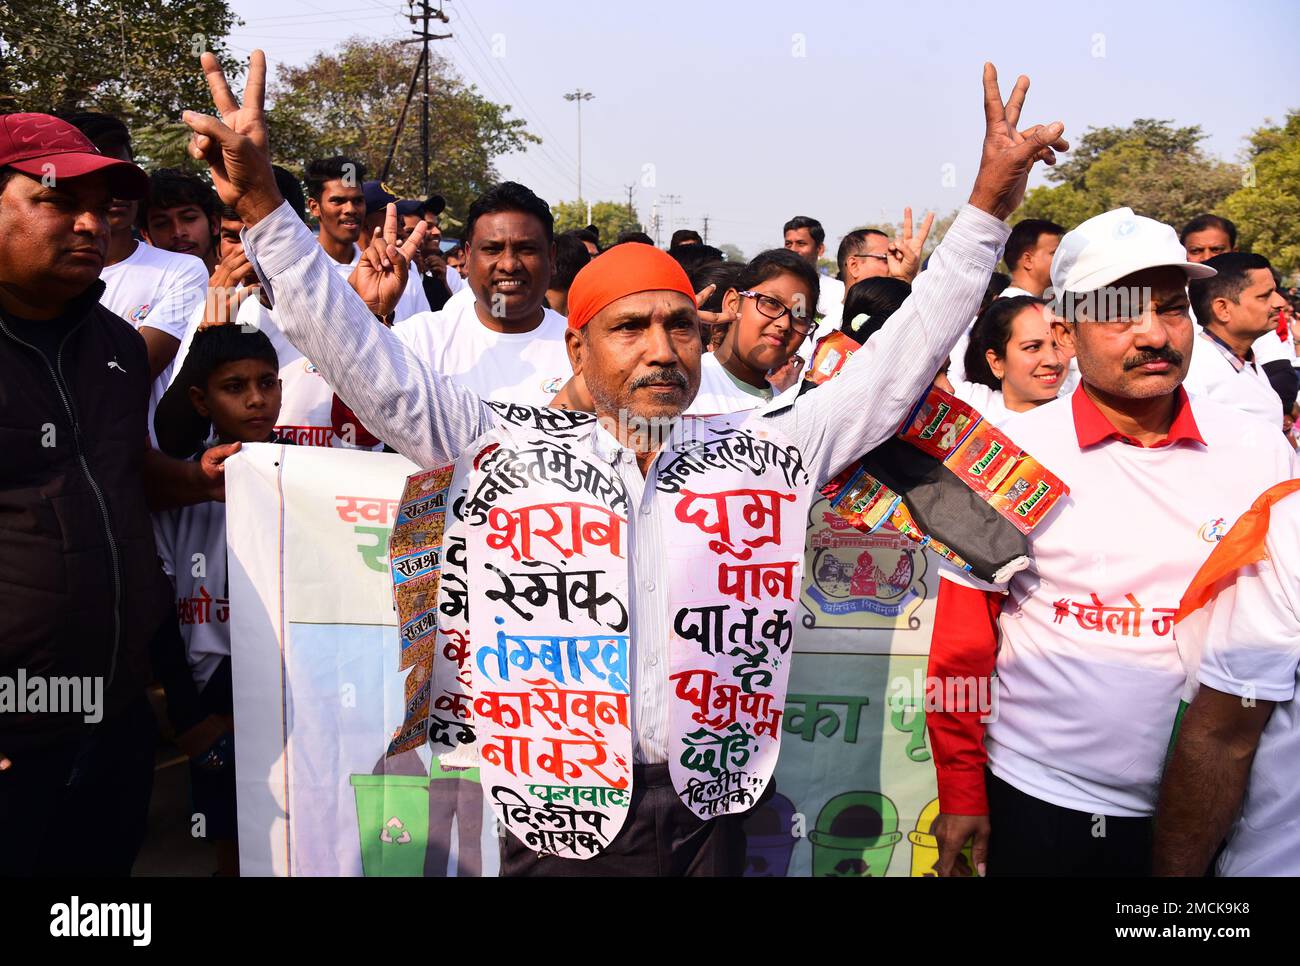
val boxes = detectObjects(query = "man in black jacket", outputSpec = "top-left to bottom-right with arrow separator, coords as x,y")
0,113 -> 234,875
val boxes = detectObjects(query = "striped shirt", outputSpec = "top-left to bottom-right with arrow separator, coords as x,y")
242,201 -> 1009,763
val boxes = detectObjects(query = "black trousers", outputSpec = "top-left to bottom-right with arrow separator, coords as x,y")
498,764 -> 756,877
986,769 -> 1152,876
0,694 -> 158,877
425,774 -> 483,878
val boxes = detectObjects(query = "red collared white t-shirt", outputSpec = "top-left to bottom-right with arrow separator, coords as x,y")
944,387 -> 1296,817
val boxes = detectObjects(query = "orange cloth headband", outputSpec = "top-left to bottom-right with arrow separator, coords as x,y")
566,243 -> 697,329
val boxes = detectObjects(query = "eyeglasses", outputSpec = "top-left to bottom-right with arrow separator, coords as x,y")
848,251 -> 888,264
737,290 -> 814,335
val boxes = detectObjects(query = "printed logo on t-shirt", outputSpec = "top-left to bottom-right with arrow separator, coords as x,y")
302,360 -> 322,376
1198,517 -> 1228,543
541,376 -> 564,394
128,303 -> 151,323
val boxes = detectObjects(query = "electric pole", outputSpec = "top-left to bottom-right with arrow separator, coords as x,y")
702,214 -> 710,245
661,194 -> 681,242
624,183 -> 636,224
403,0 -> 451,196
563,88 -> 595,215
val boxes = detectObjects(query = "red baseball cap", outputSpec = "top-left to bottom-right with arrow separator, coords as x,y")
0,113 -> 149,199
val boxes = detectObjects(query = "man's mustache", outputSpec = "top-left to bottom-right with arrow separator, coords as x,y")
629,367 -> 688,390
1123,346 -> 1184,370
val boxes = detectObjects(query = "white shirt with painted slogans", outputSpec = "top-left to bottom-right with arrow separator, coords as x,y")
943,389 -> 1296,817
100,240 -> 208,437
1180,488 -> 1300,875
1183,329 -> 1283,428
242,200 -> 1010,764
392,296 -> 572,406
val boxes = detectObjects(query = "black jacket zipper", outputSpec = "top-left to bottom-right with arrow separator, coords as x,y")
0,316 -> 124,750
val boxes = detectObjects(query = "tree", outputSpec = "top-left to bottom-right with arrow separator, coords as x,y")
1015,119 -> 1241,230
552,199 -> 640,244
1,0 -> 242,125
266,38 -> 538,223
1222,110 -> 1300,277
717,243 -> 746,263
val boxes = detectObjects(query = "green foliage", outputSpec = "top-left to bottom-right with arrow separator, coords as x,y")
552,199 -> 640,244
1222,110 -> 1300,276
265,38 -> 538,223
717,243 -> 746,263
0,0 -> 242,125
1015,118 -> 1241,230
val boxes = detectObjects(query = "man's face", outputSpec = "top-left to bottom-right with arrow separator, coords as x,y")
466,210 -> 553,323
844,234 -> 891,287
566,290 -> 702,425
1026,232 -> 1062,290
217,216 -> 244,262
0,169 -> 111,296
447,251 -> 467,278
191,359 -> 283,443
723,271 -> 813,375
96,143 -> 137,234
1213,267 -> 1289,340
783,228 -> 823,267
419,213 -> 442,257
144,204 -> 214,261
1183,227 -> 1233,263
308,179 -> 365,245
1058,266 -> 1193,401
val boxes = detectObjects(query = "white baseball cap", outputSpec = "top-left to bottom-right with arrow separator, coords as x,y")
1050,207 -> 1216,294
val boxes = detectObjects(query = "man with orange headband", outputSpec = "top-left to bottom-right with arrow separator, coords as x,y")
184,49 -> 1066,876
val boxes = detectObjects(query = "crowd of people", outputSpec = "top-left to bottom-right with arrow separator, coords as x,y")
1,48 -> 1299,878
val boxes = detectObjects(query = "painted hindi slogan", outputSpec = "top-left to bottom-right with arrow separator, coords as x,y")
465,431 -> 633,859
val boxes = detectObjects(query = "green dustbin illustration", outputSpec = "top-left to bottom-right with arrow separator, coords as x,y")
809,790 -> 903,877
350,774 -> 432,877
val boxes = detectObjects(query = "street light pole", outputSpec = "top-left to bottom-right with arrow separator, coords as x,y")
563,88 -> 594,214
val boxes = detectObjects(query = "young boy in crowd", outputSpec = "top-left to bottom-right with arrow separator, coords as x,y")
153,325 -> 287,876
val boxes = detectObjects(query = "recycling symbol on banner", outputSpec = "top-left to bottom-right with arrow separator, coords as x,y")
379,816 -> 412,845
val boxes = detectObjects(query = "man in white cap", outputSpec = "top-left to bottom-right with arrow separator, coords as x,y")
927,207 -> 1298,877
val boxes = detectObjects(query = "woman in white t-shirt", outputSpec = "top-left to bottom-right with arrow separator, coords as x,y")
947,295 -> 1065,426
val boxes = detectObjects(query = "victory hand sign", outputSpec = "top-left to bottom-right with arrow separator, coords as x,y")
967,64 -> 1068,221
349,203 -> 429,320
182,50 -> 283,226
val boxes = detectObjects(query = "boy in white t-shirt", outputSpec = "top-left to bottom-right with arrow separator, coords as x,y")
153,324 -> 288,875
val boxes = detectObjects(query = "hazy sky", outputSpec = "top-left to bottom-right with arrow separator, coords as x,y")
225,0 -> 1300,256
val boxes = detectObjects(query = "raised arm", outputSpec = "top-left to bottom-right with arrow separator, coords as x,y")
181,50 -> 491,468
766,64 -> 1066,486
241,202 -> 491,466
